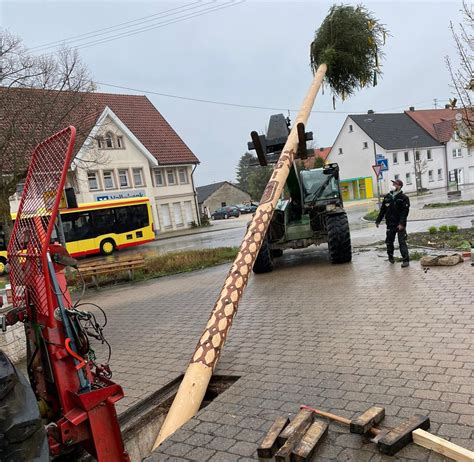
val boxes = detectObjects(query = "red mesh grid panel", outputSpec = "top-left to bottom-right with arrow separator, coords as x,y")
8,127 -> 76,316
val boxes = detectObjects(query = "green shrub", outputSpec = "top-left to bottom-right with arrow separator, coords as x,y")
439,225 -> 448,233
448,225 -> 458,233
364,210 -> 379,221
428,226 -> 437,234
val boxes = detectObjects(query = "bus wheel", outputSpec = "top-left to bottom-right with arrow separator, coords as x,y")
100,239 -> 115,256
0,258 -> 6,276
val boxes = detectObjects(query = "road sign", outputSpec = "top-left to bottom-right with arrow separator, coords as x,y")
377,158 -> 389,171
375,153 -> 385,160
372,164 -> 382,178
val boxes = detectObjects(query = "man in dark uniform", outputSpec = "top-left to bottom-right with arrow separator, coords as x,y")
375,179 -> 410,267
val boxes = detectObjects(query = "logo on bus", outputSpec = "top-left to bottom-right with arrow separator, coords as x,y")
94,190 -> 146,202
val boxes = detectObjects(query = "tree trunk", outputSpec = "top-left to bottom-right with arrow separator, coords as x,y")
0,193 -> 14,244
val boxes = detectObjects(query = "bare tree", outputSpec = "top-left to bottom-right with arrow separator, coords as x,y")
446,0 -> 473,146
413,150 -> 428,194
0,30 -> 97,241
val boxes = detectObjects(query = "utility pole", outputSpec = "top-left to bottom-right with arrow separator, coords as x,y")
434,98 -> 438,109
373,140 -> 381,209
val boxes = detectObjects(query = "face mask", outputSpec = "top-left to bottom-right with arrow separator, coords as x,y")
390,186 -> 396,192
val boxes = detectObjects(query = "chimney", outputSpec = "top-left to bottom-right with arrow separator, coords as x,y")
319,147 -> 324,151
409,106 -> 415,111
367,109 -> 374,114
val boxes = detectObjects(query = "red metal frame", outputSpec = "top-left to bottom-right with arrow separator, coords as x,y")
7,127 -> 129,461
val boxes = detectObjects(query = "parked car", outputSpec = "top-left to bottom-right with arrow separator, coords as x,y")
211,206 -> 240,220
235,203 -> 258,214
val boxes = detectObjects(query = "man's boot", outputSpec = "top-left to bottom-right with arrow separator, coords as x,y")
388,256 -> 395,264
401,261 -> 409,268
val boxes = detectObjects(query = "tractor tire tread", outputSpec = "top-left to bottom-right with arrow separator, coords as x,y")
253,239 -> 273,273
327,213 -> 352,264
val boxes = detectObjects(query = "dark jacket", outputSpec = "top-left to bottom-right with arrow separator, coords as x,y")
375,190 -> 410,227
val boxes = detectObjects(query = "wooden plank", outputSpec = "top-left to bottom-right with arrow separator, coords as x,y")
350,406 -> 385,434
412,429 -> 474,462
377,415 -> 430,456
257,416 -> 290,459
291,419 -> 328,461
278,409 -> 313,446
275,416 -> 313,462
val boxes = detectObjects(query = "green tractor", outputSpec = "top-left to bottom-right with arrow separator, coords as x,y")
247,114 -> 352,273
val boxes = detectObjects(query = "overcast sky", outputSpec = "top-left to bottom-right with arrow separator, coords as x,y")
1,0 -> 467,186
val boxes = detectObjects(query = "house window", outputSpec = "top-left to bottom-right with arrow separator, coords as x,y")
427,149 -> 432,160
178,167 -> 189,184
349,124 -> 353,132
428,170 -> 434,182
173,202 -> 184,227
363,142 -> 368,149
393,152 -> 398,164
160,204 -> 172,228
105,132 -> 114,149
87,172 -> 99,191
452,148 -> 462,158
97,137 -> 104,149
221,202 -> 226,207
453,131 -> 460,141
103,170 -> 115,190
404,151 -> 409,163
154,169 -> 165,186
338,148 -> 343,155
438,169 -> 443,180
394,174 -> 400,181
406,172 -> 412,185
166,169 -> 176,185
415,151 -> 420,161
184,201 -> 194,224
118,169 -> 130,188
133,168 -> 144,187
116,136 -> 124,148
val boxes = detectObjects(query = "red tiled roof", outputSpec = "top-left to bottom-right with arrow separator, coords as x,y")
405,108 -> 460,142
0,87 -> 199,170
315,147 -> 331,160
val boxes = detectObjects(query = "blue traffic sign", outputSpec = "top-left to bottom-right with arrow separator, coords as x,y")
377,158 -> 389,171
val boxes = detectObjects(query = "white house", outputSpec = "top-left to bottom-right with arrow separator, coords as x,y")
327,108 -> 472,200
9,92 -> 201,234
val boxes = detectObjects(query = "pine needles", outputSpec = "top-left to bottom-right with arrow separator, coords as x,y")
310,4 -> 389,100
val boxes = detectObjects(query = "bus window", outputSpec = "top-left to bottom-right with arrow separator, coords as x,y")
91,209 -> 115,235
61,212 -> 94,242
114,205 -> 148,234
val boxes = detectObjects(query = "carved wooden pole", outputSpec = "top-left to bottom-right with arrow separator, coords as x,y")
153,64 -> 327,449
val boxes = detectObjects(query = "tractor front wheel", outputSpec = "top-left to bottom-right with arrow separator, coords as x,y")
253,238 -> 274,274
327,213 -> 352,264
0,351 -> 49,461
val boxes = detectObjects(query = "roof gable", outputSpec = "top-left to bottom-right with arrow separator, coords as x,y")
196,181 -> 249,204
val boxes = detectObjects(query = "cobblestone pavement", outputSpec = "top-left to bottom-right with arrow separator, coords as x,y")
86,247 -> 473,461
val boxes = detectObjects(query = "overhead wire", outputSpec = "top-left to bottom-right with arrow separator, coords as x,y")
30,1 -> 207,52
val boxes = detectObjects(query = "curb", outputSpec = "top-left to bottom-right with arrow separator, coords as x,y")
361,214 -> 474,224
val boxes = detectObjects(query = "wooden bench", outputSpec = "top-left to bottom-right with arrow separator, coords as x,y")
78,258 -> 145,288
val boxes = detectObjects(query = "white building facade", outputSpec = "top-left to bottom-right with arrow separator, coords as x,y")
328,109 -> 473,200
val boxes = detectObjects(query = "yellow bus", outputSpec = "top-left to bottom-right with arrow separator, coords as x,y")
0,198 -> 155,274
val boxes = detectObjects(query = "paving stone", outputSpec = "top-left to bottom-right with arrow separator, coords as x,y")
186,446 -> 216,461
228,441 -> 256,457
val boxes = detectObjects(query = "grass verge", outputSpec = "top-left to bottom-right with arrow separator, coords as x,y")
423,199 -> 474,209
68,247 -> 239,289
408,228 -> 473,251
363,210 -> 379,221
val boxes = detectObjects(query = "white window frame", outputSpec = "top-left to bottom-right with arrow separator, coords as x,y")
363,142 -> 368,149
427,149 -> 432,161
338,148 -> 343,155
87,171 -> 100,191
428,170 -> 434,182
393,152 -> 398,164
349,124 -> 353,132
173,202 -> 184,227
452,148 -> 462,158
105,132 -> 114,149
103,170 -> 115,190
415,150 -> 420,161
437,169 -> 443,180
178,167 -> 189,184
116,136 -> 124,148
166,168 -> 176,185
406,172 -> 412,185
160,204 -> 172,229
184,201 -> 194,224
118,169 -> 130,188
154,168 -> 165,187
394,174 -> 400,181
404,151 -> 410,163
132,168 -> 145,187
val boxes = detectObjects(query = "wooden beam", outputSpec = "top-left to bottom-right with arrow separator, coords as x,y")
278,409 -> 313,446
350,406 -> 385,434
257,416 -> 290,459
291,420 -> 328,461
412,429 -> 474,462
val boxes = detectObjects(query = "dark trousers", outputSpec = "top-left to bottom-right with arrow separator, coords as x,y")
386,226 -> 409,262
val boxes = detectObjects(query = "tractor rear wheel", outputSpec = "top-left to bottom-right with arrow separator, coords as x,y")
0,351 -> 48,461
327,213 -> 352,264
271,249 -> 283,258
253,238 -> 273,274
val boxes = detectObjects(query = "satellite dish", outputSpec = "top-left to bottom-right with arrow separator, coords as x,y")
455,113 -> 463,121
